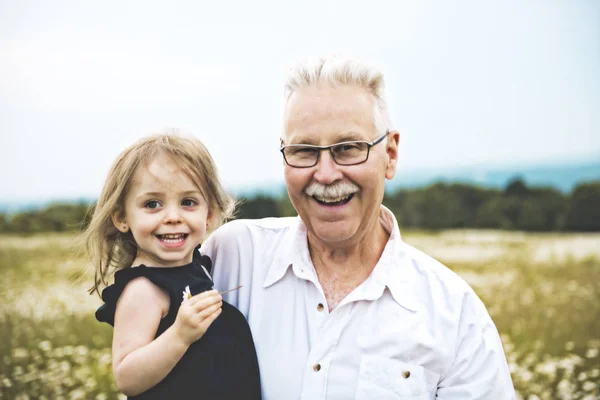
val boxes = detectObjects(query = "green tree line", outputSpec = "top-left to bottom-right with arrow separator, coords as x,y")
1,179 -> 599,234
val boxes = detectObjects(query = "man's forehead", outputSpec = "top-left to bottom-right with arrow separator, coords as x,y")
283,84 -> 376,143
285,85 -> 372,114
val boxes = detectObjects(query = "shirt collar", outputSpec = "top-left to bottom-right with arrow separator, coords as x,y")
263,216 -> 312,288
368,206 -> 419,312
262,206 -> 419,312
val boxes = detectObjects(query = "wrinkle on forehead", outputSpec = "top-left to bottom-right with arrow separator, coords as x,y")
283,84 -> 378,144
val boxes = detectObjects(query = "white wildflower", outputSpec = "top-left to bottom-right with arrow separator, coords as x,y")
12,348 -> 28,359
38,340 -> 52,352
182,286 -> 192,302
565,341 -> 575,351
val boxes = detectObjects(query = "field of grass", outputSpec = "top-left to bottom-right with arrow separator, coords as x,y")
0,230 -> 599,399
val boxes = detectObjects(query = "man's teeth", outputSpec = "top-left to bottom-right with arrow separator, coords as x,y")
314,194 -> 352,203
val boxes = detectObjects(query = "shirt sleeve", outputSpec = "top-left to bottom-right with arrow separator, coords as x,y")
437,294 -> 516,399
201,221 -> 253,311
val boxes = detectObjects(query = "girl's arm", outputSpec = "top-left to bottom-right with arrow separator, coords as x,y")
111,277 -> 222,396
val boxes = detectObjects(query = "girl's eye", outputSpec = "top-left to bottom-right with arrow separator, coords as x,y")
145,200 -> 161,209
181,199 -> 197,207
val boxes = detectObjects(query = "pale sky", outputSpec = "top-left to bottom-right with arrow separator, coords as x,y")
1,0 -> 599,200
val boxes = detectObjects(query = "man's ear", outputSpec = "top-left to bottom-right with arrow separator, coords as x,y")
112,211 -> 129,233
384,130 -> 400,180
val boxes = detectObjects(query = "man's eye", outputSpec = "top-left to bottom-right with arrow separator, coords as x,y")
181,199 -> 197,207
337,143 -> 360,152
145,200 -> 161,209
288,147 -> 318,159
289,147 -> 315,155
333,142 -> 366,156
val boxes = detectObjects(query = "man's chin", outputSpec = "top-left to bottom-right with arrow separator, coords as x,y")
308,221 -> 358,245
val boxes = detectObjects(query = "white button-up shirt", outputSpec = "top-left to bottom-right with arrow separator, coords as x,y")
201,206 -> 515,399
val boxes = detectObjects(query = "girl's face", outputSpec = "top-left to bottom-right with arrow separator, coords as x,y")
113,153 -> 211,267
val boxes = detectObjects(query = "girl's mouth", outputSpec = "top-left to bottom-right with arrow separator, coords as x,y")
157,233 -> 188,243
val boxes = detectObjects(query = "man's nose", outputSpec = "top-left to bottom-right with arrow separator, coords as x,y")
313,150 -> 343,184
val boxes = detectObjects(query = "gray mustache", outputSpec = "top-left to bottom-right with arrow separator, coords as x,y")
305,182 -> 359,198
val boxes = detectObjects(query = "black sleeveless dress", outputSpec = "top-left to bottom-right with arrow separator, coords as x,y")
96,252 -> 261,399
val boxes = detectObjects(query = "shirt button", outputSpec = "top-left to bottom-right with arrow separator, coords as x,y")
403,370 -> 411,378
317,303 -> 324,312
313,363 -> 321,372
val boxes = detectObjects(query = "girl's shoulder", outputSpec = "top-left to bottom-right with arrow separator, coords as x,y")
95,266 -> 164,326
95,261 -> 213,326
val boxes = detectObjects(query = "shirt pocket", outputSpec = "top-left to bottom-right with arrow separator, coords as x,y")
355,355 -> 439,400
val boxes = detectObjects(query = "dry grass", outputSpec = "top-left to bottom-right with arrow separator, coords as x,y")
0,231 -> 599,399
404,230 -> 600,399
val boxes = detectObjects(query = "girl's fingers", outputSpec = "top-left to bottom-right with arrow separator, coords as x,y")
201,307 -> 222,328
191,295 -> 222,312
187,289 -> 218,304
196,302 -> 222,320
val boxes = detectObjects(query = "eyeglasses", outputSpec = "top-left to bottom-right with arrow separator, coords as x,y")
280,130 -> 390,168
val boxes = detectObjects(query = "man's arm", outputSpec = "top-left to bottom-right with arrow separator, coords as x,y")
201,221 -> 247,307
437,294 -> 516,399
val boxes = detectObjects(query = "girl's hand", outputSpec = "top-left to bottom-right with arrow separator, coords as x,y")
173,289 -> 222,346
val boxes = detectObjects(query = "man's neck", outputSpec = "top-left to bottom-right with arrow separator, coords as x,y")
308,220 -> 390,311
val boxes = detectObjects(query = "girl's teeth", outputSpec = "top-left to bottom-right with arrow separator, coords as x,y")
160,234 -> 186,242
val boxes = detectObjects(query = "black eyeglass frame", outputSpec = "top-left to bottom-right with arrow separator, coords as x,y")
280,130 -> 390,168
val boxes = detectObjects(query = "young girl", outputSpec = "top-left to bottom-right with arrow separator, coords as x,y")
85,134 -> 261,399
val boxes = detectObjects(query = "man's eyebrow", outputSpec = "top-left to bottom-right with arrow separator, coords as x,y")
286,132 -> 366,145
285,135 -> 315,145
333,132 -> 366,142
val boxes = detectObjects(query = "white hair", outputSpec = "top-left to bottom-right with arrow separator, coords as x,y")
283,55 -> 393,135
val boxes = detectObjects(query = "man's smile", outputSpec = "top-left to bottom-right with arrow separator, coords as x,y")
311,193 -> 355,206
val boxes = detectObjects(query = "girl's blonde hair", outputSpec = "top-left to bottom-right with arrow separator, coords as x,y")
84,133 -> 235,296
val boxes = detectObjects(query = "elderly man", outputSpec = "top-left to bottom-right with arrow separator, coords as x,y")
201,56 -> 515,399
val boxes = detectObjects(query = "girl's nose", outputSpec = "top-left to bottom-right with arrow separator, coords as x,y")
164,206 -> 183,224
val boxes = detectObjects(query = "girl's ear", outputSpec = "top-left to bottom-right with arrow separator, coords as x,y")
206,209 -> 214,231
112,212 -> 129,233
